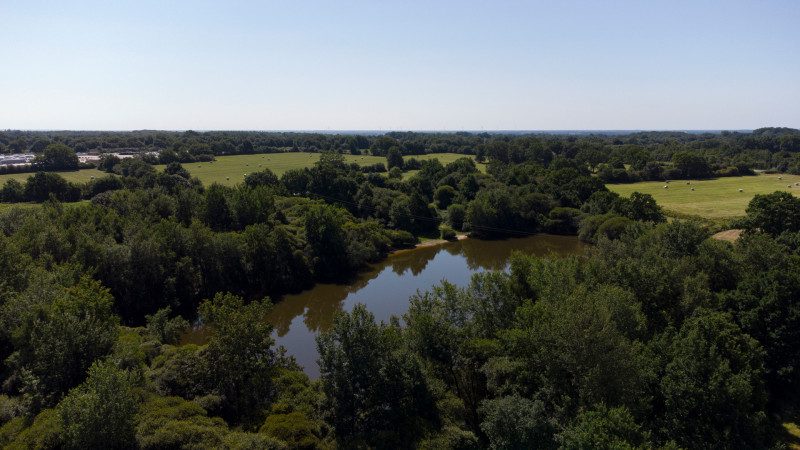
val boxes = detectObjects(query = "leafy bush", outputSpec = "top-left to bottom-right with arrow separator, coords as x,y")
440,225 -> 457,240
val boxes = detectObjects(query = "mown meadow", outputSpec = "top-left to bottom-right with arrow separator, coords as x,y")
0,152 -> 479,188
607,173 -> 800,218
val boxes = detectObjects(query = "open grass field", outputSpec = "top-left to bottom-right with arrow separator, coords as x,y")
607,173 -> 800,218
155,152 -> 479,186
0,153 -> 479,188
0,168 -> 108,186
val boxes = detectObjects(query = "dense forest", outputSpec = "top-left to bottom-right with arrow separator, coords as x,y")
0,129 -> 799,448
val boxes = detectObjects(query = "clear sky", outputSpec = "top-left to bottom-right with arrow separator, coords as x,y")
1,0 -> 798,131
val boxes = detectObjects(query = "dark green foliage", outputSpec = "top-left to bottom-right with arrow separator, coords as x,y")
163,161 -> 189,178
434,184 -> 458,209
498,283 -> 648,422
33,143 -> 79,171
744,191 -> 800,236
557,403 -> 650,450
655,309 -> 767,448
386,146 -> 404,169
447,203 -> 466,229
199,293 -> 280,427
23,172 -> 81,202
672,151 -> 711,178
99,154 -> 122,172
317,304 -> 434,447
621,192 -> 664,222
148,344 -> 207,400
144,307 -> 190,345
0,408 -> 64,449
720,258 -> 800,396
243,167 -> 280,189
136,395 -> 230,449
203,183 -> 233,230
479,394 -> 556,449
59,361 -> 139,450
596,216 -> 634,240
440,225 -> 457,240
260,412 -> 319,449
303,204 -> 350,280
7,277 -> 119,410
0,179 -> 24,202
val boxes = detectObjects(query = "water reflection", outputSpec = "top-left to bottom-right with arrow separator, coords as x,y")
267,234 -> 588,378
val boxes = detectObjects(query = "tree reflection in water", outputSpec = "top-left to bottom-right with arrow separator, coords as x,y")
267,234 -> 588,378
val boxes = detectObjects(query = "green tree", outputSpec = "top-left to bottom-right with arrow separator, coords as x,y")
672,152 -> 711,179
199,293 -> 280,427
621,192 -> 664,222
0,178 -> 25,202
434,185 -> 457,210
479,394 -> 556,449
203,183 -> 233,230
317,304 -> 434,446
244,168 -> 280,189
33,143 -> 79,171
23,172 -> 81,202
657,309 -> 767,448
59,361 -> 139,450
744,191 -> 800,236
557,403 -> 650,450
304,204 -> 350,280
98,154 -> 122,172
720,260 -> 800,396
8,277 -> 120,409
386,146 -> 404,170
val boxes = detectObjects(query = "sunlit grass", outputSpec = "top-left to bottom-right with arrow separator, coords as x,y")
155,152 -> 479,186
0,153 -> 480,188
0,168 -> 108,186
607,173 -> 800,218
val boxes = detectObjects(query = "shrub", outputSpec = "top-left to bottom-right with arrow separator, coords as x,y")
440,225 -> 457,240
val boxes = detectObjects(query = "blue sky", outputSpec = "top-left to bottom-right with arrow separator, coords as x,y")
1,0 -> 798,131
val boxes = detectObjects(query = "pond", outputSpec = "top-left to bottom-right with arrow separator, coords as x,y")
268,234 -> 589,378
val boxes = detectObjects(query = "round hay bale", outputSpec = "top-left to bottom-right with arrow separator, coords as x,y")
739,189 -> 743,192
691,187 -> 695,191
664,185 -> 668,189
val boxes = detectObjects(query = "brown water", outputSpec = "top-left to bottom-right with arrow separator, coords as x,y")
268,234 -> 588,378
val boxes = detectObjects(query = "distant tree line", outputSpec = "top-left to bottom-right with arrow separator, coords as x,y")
2,127 -> 799,177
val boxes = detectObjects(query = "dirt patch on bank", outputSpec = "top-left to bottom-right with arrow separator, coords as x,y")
712,229 -> 742,242
414,234 -> 469,248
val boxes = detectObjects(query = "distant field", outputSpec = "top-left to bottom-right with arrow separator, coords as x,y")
0,168 -> 107,185
608,173 -> 800,218
155,152 -> 479,186
0,153 -> 479,188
